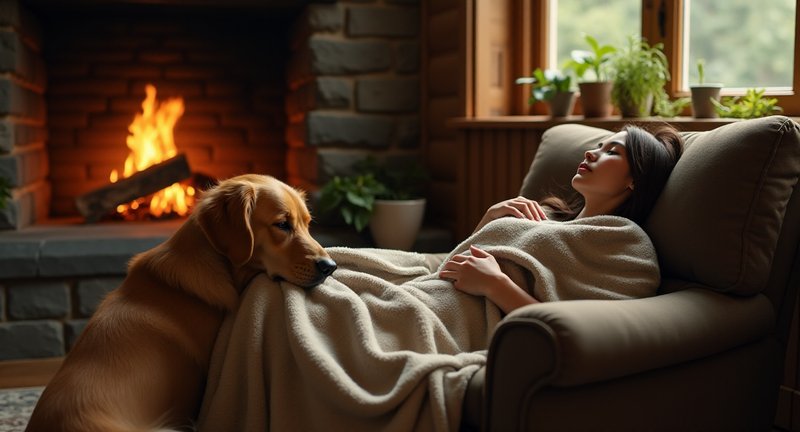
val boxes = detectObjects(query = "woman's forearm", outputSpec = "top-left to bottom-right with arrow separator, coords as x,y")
485,273 -> 539,314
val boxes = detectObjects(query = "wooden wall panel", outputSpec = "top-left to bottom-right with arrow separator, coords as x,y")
456,128 -> 542,240
474,0 -> 513,117
422,0 -> 468,233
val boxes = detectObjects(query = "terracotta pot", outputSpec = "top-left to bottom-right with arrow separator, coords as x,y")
618,93 -> 654,118
547,91 -> 577,117
690,85 -> 722,118
369,199 -> 426,251
578,81 -> 613,118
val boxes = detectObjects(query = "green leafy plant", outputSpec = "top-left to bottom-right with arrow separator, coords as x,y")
0,176 -> 10,210
515,68 -> 573,105
318,157 -> 428,232
711,88 -> 783,119
654,96 -> 691,117
318,173 -> 387,232
563,34 -> 617,82
610,35 -> 670,117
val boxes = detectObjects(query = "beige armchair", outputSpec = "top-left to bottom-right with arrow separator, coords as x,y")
460,115 -> 800,431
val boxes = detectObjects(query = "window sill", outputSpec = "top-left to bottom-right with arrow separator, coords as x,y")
449,115 -> 797,131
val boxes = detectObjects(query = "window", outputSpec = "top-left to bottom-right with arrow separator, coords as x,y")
684,0 -> 796,90
552,0 -> 640,76
489,0 -> 800,115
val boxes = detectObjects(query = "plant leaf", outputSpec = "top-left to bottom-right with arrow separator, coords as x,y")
354,211 -> 369,232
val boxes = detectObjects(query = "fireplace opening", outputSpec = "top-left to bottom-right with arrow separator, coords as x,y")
14,0 -> 305,227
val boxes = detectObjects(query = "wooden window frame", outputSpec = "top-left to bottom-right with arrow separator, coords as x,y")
487,0 -> 800,116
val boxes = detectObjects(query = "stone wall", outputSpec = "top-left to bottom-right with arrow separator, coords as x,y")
0,276 -> 121,360
285,0 -> 421,191
0,0 -> 49,230
0,221 -> 174,361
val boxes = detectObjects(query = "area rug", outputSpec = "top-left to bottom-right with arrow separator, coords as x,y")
0,387 -> 42,432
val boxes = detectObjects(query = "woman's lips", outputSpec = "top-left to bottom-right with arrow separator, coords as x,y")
577,162 -> 591,173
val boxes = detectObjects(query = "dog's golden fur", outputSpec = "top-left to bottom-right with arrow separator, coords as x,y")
25,174 -> 335,432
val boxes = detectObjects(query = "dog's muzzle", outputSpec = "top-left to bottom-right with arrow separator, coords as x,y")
316,258 -> 337,277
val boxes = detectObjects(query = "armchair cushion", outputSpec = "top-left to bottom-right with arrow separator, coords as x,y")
648,117 -> 800,295
519,116 -> 800,296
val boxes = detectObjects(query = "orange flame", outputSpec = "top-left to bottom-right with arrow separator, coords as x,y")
110,84 -> 195,218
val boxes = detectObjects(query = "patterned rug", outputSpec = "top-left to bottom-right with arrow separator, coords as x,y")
0,387 -> 42,432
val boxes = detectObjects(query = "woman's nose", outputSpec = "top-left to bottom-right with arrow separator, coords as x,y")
584,149 -> 596,161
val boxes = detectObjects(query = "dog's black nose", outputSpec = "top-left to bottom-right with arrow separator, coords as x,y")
316,258 -> 337,276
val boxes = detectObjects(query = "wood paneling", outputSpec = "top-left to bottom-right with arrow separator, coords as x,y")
455,127 -> 541,239
474,0 -> 513,117
422,0 -> 468,229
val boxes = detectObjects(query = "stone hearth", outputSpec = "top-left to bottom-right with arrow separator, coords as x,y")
0,220 -> 450,360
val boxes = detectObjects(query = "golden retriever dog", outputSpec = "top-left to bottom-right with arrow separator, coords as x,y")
26,174 -> 336,432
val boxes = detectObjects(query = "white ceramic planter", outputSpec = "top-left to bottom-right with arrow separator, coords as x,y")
370,198 -> 426,251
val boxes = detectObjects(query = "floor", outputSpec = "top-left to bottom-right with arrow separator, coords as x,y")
0,358 -> 58,431
0,387 -> 41,432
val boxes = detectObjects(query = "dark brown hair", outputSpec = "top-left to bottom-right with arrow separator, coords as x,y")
542,124 -> 684,225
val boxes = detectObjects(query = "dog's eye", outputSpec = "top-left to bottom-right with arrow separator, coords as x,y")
274,221 -> 293,232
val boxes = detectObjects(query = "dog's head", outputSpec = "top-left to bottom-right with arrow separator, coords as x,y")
195,174 -> 336,288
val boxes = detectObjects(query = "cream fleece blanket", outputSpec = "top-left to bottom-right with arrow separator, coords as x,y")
196,215 -> 660,432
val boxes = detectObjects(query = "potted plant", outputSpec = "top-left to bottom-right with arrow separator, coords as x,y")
563,34 -> 616,118
610,35 -> 669,117
319,156 -> 428,251
711,88 -> 783,119
690,59 -> 723,118
515,68 -> 576,117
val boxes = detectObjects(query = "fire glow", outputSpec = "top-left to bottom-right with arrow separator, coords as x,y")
110,84 -> 195,218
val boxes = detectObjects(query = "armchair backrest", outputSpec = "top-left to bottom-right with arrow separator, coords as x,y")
520,116 -> 800,346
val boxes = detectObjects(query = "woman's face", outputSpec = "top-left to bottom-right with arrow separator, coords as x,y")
572,131 -> 634,201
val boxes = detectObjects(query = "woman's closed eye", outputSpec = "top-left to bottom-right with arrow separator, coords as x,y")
597,142 -> 621,155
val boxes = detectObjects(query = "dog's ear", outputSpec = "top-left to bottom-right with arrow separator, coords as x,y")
196,180 -> 256,267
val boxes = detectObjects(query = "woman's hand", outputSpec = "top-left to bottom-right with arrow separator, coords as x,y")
439,245 -> 506,297
474,196 -> 547,233
439,245 -> 539,314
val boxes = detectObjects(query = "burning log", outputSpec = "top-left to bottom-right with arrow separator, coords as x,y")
76,154 -> 191,223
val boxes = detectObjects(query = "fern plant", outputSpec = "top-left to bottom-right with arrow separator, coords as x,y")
610,35 -> 669,117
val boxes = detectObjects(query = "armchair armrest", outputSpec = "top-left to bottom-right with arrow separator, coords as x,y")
481,287 -> 775,430
493,286 -> 774,386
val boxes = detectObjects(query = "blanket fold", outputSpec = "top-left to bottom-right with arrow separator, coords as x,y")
197,215 -> 660,432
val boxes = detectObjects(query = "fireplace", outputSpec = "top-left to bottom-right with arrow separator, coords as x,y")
0,0 -> 425,230
0,0 -> 442,361
34,1 -> 295,223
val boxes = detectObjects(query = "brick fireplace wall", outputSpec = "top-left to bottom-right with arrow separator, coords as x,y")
286,0 -> 421,192
0,0 -> 48,230
42,5 -> 291,219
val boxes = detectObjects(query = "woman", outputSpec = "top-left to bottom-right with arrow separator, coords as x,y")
439,124 -> 684,314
